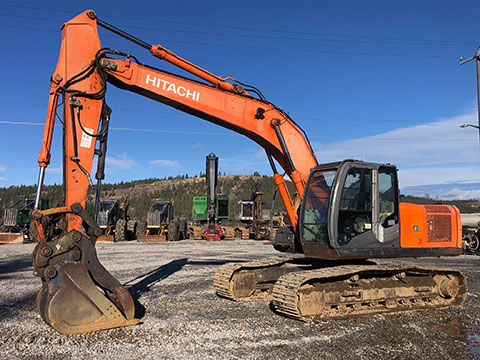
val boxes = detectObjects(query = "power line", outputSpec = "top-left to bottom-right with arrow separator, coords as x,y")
0,120 -> 236,136
0,120 -> 43,126
0,13 -> 472,47
0,120 -> 473,141
0,101 -> 462,124
0,23 -> 457,60
110,127 -> 236,136
0,24 -> 57,33
298,117 -> 443,124
98,15 -> 473,46
0,101 -> 44,106
0,3 -> 474,45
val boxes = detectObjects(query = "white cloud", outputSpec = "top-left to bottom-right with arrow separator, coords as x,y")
190,142 -> 203,149
220,148 -> 269,174
313,109 -> 480,188
106,152 -> 137,173
0,176 -> 6,181
150,159 -> 180,167
401,177 -> 480,199
440,188 -> 480,200
398,165 -> 480,187
46,167 -> 62,174
314,110 -> 479,166
0,165 -> 5,173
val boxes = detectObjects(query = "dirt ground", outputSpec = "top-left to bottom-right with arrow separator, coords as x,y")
0,240 -> 479,360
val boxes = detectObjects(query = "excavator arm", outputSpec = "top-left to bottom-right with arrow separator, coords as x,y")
31,10 -> 318,334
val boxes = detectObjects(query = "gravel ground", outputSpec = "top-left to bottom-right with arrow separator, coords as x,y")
0,240 -> 479,360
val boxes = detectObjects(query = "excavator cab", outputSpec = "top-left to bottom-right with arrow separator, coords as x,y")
299,160 -> 400,256
296,159 -> 462,260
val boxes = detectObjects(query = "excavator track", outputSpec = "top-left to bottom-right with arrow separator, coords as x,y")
188,226 -> 203,240
235,227 -> 250,240
272,264 -> 467,322
214,257 -> 294,301
223,226 -> 235,240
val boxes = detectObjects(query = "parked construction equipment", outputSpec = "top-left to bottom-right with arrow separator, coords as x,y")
30,11 -> 466,335
137,200 -> 184,242
236,185 -> 273,240
96,198 -> 133,242
460,213 -> 480,254
190,195 -> 231,240
0,198 -> 49,243
189,153 -> 233,240
192,195 -> 230,224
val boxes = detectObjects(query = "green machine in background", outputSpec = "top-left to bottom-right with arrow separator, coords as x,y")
0,198 -> 50,242
189,152 -> 233,240
192,195 -> 230,222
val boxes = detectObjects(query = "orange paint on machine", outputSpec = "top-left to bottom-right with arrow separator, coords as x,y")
400,202 -> 462,249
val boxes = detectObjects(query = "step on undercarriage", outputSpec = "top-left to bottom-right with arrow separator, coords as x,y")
213,258 -> 467,321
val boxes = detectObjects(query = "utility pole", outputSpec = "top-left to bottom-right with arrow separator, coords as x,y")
460,46 -> 480,146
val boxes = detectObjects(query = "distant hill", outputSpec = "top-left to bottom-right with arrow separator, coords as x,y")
0,174 -> 296,221
400,195 -> 480,213
1,176 -> 479,223
401,181 -> 480,201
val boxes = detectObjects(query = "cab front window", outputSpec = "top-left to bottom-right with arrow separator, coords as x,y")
301,169 -> 336,245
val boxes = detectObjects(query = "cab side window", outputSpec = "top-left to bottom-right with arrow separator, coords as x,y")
378,166 -> 398,227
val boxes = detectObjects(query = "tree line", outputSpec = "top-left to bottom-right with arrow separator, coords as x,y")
0,174 -> 296,222
2,178 -> 479,224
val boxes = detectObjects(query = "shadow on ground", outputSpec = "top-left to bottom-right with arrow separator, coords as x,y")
0,257 -> 244,324
124,258 -> 230,318
0,256 -> 32,280
0,291 -> 37,321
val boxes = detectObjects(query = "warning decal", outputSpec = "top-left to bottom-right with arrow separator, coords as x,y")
80,128 -> 94,149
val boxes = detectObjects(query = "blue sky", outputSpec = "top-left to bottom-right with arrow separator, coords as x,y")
1,0 -> 480,199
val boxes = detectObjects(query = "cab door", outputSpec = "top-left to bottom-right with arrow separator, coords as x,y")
335,166 -> 375,247
332,163 -> 400,249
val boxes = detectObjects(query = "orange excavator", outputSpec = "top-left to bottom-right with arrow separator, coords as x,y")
31,10 -> 466,335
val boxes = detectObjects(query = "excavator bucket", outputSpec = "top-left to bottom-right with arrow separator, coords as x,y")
36,263 -> 138,334
33,229 -> 139,334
